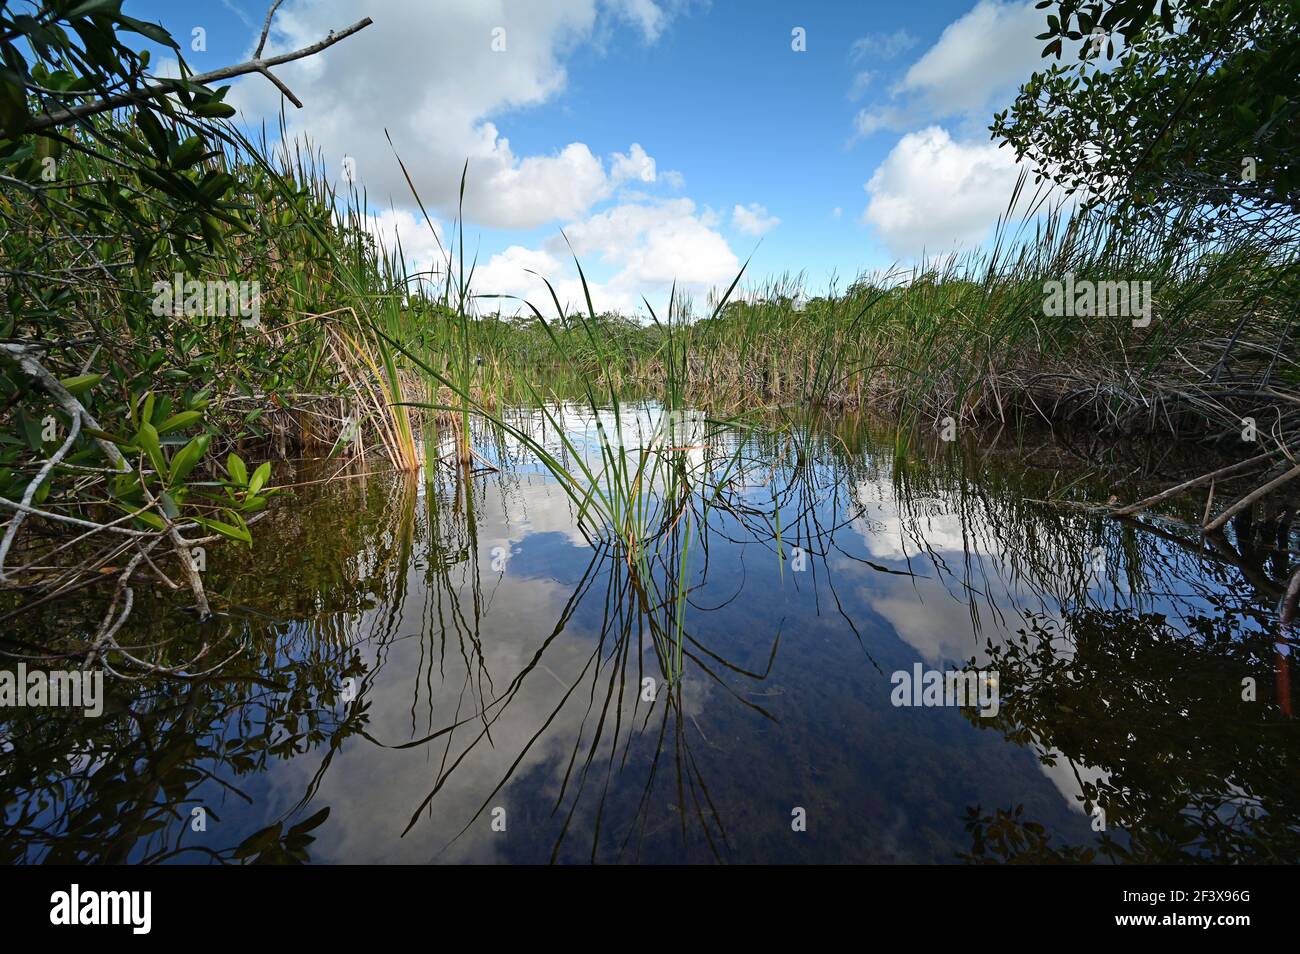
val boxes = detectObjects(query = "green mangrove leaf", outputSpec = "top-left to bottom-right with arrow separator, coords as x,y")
168,433 -> 209,486
58,373 -> 103,396
157,409 -> 203,434
247,461 -> 270,497
136,420 -> 165,475
197,516 -> 251,546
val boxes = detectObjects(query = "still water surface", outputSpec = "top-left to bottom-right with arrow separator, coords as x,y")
3,405 -> 1296,863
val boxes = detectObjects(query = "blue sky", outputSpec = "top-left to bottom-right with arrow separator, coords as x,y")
123,0 -> 1057,314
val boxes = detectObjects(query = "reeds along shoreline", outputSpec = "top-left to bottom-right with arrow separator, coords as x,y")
320,169 -> 1297,462
3,105 -> 1297,646
160,125 -> 1300,472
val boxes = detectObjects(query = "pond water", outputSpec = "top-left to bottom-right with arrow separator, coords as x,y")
2,405 -> 1297,864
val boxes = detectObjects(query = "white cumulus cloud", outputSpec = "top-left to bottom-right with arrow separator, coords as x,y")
849,1 -> 1043,140
861,126 -> 1022,259
895,0 -> 1044,115
474,198 -> 742,316
610,143 -> 658,184
731,202 -> 780,237
852,3 -> 1064,257
229,0 -> 684,229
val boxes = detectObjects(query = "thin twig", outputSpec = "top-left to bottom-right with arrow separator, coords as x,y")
1204,461 -> 1300,533
22,15 -> 373,134
1109,451 -> 1273,517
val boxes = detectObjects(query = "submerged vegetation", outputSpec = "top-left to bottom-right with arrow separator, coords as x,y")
0,0 -> 1296,864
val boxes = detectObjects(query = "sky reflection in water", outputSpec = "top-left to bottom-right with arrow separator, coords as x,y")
3,405 -> 1296,864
